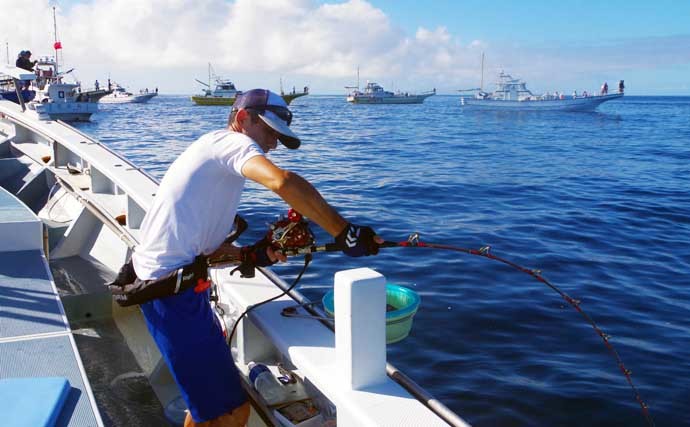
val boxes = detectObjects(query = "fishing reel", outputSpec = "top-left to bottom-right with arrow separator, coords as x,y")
266,208 -> 317,254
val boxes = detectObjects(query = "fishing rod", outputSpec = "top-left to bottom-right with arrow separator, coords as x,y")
214,210 -> 654,426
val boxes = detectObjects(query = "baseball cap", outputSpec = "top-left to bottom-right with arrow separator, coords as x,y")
232,89 -> 300,149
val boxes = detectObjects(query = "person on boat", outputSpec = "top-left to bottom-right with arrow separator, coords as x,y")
15,50 -> 37,72
123,88 -> 381,427
601,82 -> 608,95
618,80 -> 625,93
95,80 -> 100,90
15,51 -> 38,89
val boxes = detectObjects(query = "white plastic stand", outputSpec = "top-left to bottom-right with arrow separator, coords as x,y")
334,267 -> 387,390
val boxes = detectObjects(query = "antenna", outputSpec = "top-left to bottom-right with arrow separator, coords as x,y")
5,41 -> 8,65
357,66 -> 360,90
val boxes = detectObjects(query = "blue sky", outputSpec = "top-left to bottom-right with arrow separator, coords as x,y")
6,0 -> 690,95
367,0 -> 690,43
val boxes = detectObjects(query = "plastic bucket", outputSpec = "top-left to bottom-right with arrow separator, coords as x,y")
322,284 -> 421,344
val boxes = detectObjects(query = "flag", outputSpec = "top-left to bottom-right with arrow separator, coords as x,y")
54,41 -> 62,50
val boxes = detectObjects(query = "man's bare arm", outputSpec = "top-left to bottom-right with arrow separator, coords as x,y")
241,155 -> 348,237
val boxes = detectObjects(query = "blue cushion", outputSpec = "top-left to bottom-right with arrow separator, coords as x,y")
0,377 -> 70,427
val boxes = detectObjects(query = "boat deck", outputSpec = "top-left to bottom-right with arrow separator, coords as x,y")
0,186 -> 103,426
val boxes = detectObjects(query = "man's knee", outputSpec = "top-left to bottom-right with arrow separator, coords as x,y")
184,401 -> 251,427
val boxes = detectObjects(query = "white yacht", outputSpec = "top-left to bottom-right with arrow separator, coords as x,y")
460,72 -> 623,111
99,84 -> 157,104
0,67 -> 469,426
347,82 -> 436,104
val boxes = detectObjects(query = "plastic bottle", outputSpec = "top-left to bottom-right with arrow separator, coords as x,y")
248,362 -> 288,405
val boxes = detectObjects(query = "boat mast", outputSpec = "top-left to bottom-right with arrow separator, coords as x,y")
357,66 -> 360,90
480,52 -> 484,91
5,41 -> 8,65
207,63 -> 211,88
52,6 -> 59,72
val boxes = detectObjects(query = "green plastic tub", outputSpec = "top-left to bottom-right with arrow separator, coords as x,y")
322,284 -> 421,344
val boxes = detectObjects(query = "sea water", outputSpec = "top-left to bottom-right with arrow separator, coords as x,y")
76,95 -> 690,426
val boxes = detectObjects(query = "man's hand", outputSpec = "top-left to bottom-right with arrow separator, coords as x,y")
241,243 -> 286,267
336,223 -> 382,257
232,239 -> 287,278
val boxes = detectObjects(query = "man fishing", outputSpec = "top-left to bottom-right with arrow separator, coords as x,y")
116,89 -> 381,427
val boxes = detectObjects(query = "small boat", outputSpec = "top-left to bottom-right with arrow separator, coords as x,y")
460,71 -> 623,111
280,78 -> 309,105
75,88 -> 111,103
0,91 -> 469,426
0,75 -> 36,103
347,81 -> 436,104
99,84 -> 157,104
280,87 -> 309,105
1,63 -> 97,122
13,7 -> 99,121
191,63 -> 241,106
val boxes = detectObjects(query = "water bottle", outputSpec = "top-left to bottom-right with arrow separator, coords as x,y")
248,362 -> 288,405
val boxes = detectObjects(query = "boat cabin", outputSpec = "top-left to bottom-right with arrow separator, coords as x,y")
490,72 -> 535,101
212,79 -> 239,97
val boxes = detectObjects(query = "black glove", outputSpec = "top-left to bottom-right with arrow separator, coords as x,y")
336,223 -> 379,257
232,238 -> 277,278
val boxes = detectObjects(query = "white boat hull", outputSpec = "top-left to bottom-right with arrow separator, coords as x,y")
347,93 -> 434,104
34,100 -> 98,121
0,98 -> 467,427
461,93 -> 623,111
100,93 -> 157,104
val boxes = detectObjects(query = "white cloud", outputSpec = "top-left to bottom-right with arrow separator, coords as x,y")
4,0 -> 688,94
3,0 -> 484,92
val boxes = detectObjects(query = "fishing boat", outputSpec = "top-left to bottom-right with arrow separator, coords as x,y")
22,55 -> 99,121
347,82 -> 435,104
280,78 -> 309,105
0,64 -> 97,122
0,75 -> 36,103
74,88 -> 111,103
0,69 -> 469,426
280,87 -> 309,105
191,63 -> 241,106
99,84 -> 157,104
8,7 -> 99,121
460,71 -> 623,111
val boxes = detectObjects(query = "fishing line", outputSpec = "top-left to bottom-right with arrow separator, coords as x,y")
383,234 -> 654,426
214,210 -> 653,426
281,232 -> 654,426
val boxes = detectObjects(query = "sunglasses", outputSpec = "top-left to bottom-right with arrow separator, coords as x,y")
247,106 -> 292,126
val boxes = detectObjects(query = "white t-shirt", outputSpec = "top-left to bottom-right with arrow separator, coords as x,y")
132,129 -> 264,280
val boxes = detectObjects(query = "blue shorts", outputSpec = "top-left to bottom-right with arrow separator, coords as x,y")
141,287 -> 247,422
